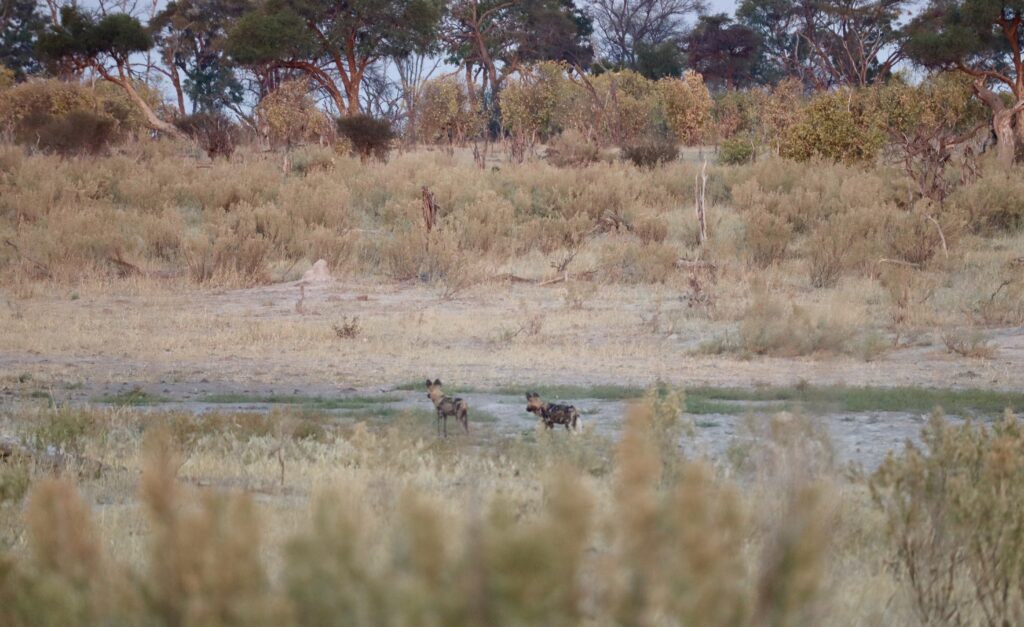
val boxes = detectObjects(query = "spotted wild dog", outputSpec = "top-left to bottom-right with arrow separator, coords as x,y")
525,392 -> 582,433
425,379 -> 469,437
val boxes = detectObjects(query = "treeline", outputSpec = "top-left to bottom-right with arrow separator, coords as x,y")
0,0 -> 1022,165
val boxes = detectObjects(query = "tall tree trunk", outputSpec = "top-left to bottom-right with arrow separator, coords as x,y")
101,64 -> 184,138
974,81 -> 1017,168
168,64 -> 186,116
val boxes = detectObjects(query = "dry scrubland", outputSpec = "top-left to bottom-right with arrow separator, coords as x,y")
1,142 -> 1024,625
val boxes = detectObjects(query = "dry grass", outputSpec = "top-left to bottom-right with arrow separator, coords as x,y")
5,394 -> 1020,625
0,394 -> 919,626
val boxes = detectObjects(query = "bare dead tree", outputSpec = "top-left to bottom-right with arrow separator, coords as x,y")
422,185 -> 440,252
590,0 -> 706,66
694,157 -> 708,246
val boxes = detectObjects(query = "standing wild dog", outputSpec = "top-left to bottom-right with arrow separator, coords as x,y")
525,392 -> 582,433
425,379 -> 469,437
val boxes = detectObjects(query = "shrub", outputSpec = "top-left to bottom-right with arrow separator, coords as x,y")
16,109 -> 117,156
622,139 -> 678,168
256,80 -> 335,150
336,114 -> 395,162
735,288 -> 856,357
0,79 -> 99,133
175,112 -> 239,160
953,173 -> 1024,234
718,136 -> 755,165
659,71 -> 713,145
417,75 -> 481,148
871,413 -> 1024,626
780,90 -> 884,164
545,130 -> 600,167
743,208 -> 792,267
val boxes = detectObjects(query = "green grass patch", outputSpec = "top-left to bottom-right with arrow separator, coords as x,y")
197,393 -> 401,410
95,388 -> 169,406
685,385 -> 1024,417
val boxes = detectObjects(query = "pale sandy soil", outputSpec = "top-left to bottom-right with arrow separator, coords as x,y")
1,277 -> 1022,392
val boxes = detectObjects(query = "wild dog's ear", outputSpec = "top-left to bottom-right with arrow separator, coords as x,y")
434,378 -> 442,386
525,392 -> 532,400
425,379 -> 432,387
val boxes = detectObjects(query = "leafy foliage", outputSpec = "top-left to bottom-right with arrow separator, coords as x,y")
176,112 -> 239,160
659,71 -> 713,145
780,89 -> 885,164
622,138 -> 679,168
336,114 -> 396,162
255,80 -> 335,149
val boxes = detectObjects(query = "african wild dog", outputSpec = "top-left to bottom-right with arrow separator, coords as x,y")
425,379 -> 469,437
525,392 -> 582,433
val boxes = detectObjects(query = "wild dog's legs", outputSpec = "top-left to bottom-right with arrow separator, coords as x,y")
437,410 -> 442,437
443,415 -> 448,438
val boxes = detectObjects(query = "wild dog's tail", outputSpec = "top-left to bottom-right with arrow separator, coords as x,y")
572,408 -> 583,434
456,398 -> 469,434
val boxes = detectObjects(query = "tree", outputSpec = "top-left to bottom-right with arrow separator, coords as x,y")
590,0 -> 705,67
35,6 -> 182,137
1,0 -> 46,80
684,14 -> 761,89
150,0 -> 248,116
904,0 -> 1024,167
443,0 -> 593,122
226,0 -> 443,116
868,74 -> 987,204
737,0 -> 907,88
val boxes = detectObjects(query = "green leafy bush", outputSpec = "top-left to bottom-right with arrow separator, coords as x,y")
622,139 -> 678,168
176,112 -> 239,160
780,90 -> 884,164
336,114 -> 395,162
718,137 -> 755,165
16,109 -> 117,156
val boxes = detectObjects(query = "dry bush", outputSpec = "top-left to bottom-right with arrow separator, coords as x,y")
871,412 -> 1024,626
953,173 -> 1024,234
879,265 -> 938,333
743,207 -> 792,267
734,288 -> 857,357
941,329 -> 995,359
17,109 -> 119,156
597,237 -> 678,283
184,216 -> 271,286
633,214 -> 669,244
545,130 -> 600,167
175,112 -> 238,160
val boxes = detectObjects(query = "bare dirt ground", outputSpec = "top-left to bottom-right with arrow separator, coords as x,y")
3,277 -> 1020,470
2,277 -> 1021,391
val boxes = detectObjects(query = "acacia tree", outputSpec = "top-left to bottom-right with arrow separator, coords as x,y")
150,0 -> 248,116
226,0 -> 443,116
35,6 -> 183,137
589,0 -> 705,67
905,0 -> 1024,167
737,0 -> 907,87
684,14 -> 761,90
444,0 -> 593,122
